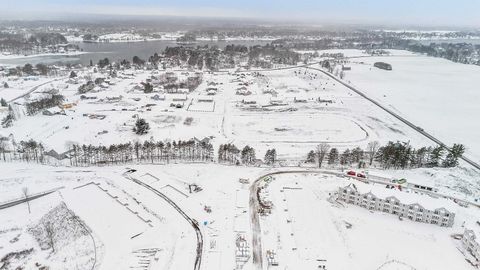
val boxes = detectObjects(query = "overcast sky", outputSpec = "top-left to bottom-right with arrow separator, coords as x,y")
1,0 -> 479,28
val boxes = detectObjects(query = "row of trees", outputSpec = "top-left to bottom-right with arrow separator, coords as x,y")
0,139 -> 46,163
69,139 -> 215,166
375,141 -> 465,169
306,141 -> 465,169
0,136 -> 465,170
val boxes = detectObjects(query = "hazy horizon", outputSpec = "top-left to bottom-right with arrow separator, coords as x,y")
1,0 -> 479,29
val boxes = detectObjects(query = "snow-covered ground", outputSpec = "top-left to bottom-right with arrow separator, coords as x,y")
340,51 -> 480,162
2,163 -> 479,270
0,66 -> 434,159
0,163 -> 265,270
2,48 -> 480,270
261,172 -> 478,269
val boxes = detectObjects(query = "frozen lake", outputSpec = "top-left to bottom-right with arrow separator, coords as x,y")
0,39 -> 269,66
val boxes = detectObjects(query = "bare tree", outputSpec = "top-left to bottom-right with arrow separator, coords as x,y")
44,221 -> 56,253
316,143 -> 330,168
0,138 -> 7,161
22,187 -> 30,214
367,141 -> 380,166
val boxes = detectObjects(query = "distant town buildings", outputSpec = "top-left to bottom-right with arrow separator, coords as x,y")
337,184 -> 455,227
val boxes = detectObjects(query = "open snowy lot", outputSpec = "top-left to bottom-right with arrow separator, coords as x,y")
0,163 -> 267,270
341,51 -> 480,162
260,172 -> 479,269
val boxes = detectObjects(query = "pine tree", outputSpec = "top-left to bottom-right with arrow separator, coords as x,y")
340,149 -> 351,165
241,145 -> 256,165
428,145 -> 445,167
442,144 -> 465,168
328,148 -> 339,165
306,150 -> 316,163
264,149 -> 277,165
133,118 -> 150,135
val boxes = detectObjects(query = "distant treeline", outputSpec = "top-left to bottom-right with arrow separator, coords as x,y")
408,42 -> 480,66
0,32 -> 76,55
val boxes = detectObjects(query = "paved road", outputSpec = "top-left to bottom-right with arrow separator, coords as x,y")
249,169 -> 480,270
124,172 -> 203,270
7,78 -> 64,103
0,186 -> 64,210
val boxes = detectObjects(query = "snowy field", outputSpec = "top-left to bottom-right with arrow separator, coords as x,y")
1,66 -> 434,159
341,51 -> 480,162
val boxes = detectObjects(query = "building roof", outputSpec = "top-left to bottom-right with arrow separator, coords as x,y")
344,182 -> 457,212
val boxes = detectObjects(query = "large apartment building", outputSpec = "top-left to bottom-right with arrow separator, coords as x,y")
337,184 -> 455,227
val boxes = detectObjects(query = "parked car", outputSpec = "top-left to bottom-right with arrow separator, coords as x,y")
356,172 -> 367,178
392,178 -> 407,184
346,170 -> 356,176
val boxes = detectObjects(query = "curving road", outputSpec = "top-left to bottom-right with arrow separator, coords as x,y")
123,172 -> 203,270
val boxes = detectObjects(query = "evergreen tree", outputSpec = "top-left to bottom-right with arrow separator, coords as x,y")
35,63 -> 49,75
241,145 -> 256,165
133,56 -> 145,66
97,58 -> 110,69
142,82 -> 154,93
428,145 -> 445,167
442,144 -> 465,168
22,63 -> 34,75
306,150 -> 316,163
328,148 -> 339,165
264,149 -> 277,165
340,149 -> 351,165
133,118 -> 150,135
0,98 -> 7,107
1,113 -> 14,128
